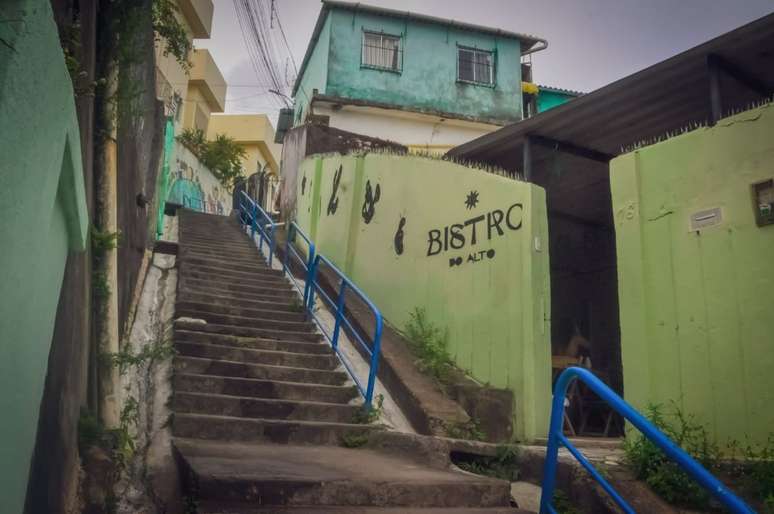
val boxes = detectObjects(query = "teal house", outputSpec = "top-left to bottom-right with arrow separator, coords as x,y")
287,0 -> 548,154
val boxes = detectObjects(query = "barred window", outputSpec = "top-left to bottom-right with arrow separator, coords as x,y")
458,47 -> 494,85
362,32 -> 402,71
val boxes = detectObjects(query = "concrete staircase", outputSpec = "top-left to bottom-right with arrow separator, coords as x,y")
172,209 -> 528,513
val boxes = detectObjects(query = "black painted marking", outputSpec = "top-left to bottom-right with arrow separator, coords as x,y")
486,248 -> 496,259
394,216 -> 406,255
361,180 -> 381,224
464,190 -> 479,210
449,256 -> 463,267
301,175 -> 307,195
327,165 -> 343,216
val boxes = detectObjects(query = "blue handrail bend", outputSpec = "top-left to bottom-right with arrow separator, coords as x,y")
539,367 -> 754,514
238,190 -> 276,266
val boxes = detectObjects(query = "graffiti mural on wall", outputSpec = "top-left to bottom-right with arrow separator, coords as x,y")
394,216 -> 406,255
327,165 -> 343,215
427,193 -> 523,269
168,143 -> 230,215
361,180 -> 381,224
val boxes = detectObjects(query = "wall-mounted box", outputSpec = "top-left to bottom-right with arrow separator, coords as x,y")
752,178 -> 774,227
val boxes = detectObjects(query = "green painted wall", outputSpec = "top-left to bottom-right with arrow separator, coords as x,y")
0,1 -> 89,512
537,89 -> 577,113
294,7 -> 524,126
296,153 -> 551,440
611,103 -> 774,447
294,13 -> 331,124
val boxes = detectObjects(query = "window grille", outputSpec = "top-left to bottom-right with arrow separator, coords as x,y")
362,32 -> 402,71
458,47 -> 494,85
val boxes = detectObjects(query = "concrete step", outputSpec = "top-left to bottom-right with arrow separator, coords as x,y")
174,373 -> 358,403
181,237 -> 257,251
176,301 -> 307,324
174,439 -> 512,508
177,290 -> 302,314
175,342 -> 338,370
180,242 -> 264,260
199,506 -> 530,514
174,391 -> 360,423
179,246 -> 264,263
178,279 -> 296,302
175,330 -> 327,354
181,269 -> 288,289
179,260 -> 281,279
174,320 -> 324,343
178,253 -> 275,274
175,356 -> 349,386
172,413 -> 377,445
175,308 -> 315,333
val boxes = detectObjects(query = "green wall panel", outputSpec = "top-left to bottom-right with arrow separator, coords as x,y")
296,153 -> 551,440
611,103 -> 774,447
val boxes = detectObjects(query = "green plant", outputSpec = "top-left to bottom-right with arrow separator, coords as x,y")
624,403 -> 721,510
735,434 -> 774,509
288,296 -> 306,313
152,0 -> 192,71
455,445 -> 520,481
352,394 -> 384,424
176,129 -> 247,191
341,432 -> 370,448
91,227 -> 121,253
446,418 -> 486,441
103,340 -> 176,375
404,307 -> 453,382
552,490 -> 582,514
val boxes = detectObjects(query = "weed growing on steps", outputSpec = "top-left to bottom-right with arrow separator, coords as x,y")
288,296 -> 306,313
352,394 -> 384,424
341,432 -> 370,448
552,490 -> 582,514
404,307 -> 453,382
446,419 -> 486,442
455,445 -> 521,481
624,402 -> 721,510
728,435 -> 774,512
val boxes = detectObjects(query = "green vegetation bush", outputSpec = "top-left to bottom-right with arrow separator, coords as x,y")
624,403 -> 720,510
455,445 -> 520,481
404,307 -> 453,382
177,128 -> 247,191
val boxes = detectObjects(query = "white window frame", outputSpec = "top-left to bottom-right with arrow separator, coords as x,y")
361,31 -> 402,72
457,46 -> 495,86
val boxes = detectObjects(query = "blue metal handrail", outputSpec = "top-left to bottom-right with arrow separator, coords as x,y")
283,222 -> 316,306
238,190 -> 275,266
306,253 -> 383,407
539,367 -> 754,514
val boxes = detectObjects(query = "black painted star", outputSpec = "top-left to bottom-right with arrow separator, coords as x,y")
464,190 -> 479,210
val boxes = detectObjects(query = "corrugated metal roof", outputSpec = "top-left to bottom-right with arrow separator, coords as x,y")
448,12 -> 774,166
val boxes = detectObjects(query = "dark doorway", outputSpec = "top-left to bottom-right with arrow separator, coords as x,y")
532,149 -> 623,438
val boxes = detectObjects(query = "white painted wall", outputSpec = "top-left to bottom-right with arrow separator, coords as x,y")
314,104 -> 501,153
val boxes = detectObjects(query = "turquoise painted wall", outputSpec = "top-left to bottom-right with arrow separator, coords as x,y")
294,7 -> 523,125
296,154 -> 551,440
537,89 -> 577,113
611,103 -> 774,448
0,1 -> 89,512
294,13 -> 331,124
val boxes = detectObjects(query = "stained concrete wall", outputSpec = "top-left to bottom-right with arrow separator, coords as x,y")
169,143 -> 231,214
0,2 -> 89,513
295,153 -> 551,440
611,102 -> 774,447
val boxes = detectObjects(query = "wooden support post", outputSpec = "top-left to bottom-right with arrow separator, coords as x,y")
523,135 -> 533,182
707,55 -> 723,125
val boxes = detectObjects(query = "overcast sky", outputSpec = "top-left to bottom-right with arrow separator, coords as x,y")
197,0 -> 774,126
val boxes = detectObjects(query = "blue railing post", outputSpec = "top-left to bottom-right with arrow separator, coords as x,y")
539,367 -> 754,514
302,244 -> 315,308
331,281 -> 347,350
251,202 -> 258,242
306,257 -> 318,312
364,316 -> 383,407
